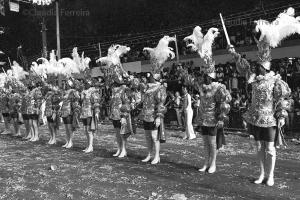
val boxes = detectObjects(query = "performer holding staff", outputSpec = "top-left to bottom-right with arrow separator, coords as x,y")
226,8 -> 298,186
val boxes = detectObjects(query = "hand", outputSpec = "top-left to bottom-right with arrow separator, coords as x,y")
216,121 -> 224,128
155,118 -> 161,128
278,118 -> 285,128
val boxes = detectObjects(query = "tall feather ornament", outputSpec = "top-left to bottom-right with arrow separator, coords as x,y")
255,7 -> 300,48
143,35 -> 176,74
184,26 -> 219,64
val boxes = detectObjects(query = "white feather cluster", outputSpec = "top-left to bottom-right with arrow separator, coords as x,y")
31,48 -> 91,78
143,36 -> 176,71
255,7 -> 300,48
184,26 -> 219,64
8,61 -> 28,80
96,44 -> 130,67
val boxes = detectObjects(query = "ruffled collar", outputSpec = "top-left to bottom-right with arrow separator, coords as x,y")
255,71 -> 281,82
199,82 -> 221,97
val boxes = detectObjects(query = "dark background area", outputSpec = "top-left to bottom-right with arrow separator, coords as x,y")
0,0 -> 297,60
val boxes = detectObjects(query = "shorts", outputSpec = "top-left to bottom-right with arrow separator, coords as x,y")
143,121 -> 157,131
22,114 -> 30,121
29,114 -> 39,120
63,115 -> 73,124
112,120 -> 121,129
201,126 -> 217,136
47,117 -> 54,123
2,113 -> 10,118
10,113 -> 18,119
248,124 -> 276,142
82,117 -> 92,126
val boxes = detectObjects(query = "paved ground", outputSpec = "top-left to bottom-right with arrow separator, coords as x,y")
0,124 -> 299,200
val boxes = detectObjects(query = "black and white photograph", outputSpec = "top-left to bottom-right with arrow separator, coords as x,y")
0,0 -> 299,199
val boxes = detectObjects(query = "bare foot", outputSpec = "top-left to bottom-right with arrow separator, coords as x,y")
84,147 -> 93,153
142,155 -> 151,162
151,157 -> 160,165
65,142 -> 73,149
113,150 -> 121,157
118,151 -> 127,158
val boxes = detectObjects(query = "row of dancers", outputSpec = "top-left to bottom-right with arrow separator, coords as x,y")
1,7 -> 299,187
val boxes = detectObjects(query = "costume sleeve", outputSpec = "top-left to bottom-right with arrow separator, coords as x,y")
155,85 -> 167,118
120,87 -> 131,118
228,48 -> 251,77
274,78 -> 292,119
215,84 -> 232,121
92,89 -> 101,114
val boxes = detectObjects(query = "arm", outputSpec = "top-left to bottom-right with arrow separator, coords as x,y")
155,85 -> 168,119
227,45 -> 251,77
274,79 -> 292,123
215,84 -> 232,123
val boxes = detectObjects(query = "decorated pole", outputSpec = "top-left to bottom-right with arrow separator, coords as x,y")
219,13 -> 231,46
174,34 -> 180,63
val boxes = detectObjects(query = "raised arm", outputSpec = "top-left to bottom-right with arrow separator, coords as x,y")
227,45 -> 251,77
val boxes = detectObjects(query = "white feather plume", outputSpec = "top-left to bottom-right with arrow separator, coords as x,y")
143,35 -> 175,69
255,7 -> 300,48
10,61 -> 28,80
96,44 -> 130,67
184,26 -> 219,63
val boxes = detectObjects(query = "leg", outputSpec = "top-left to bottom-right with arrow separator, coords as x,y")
151,130 -> 160,165
28,119 -> 35,141
83,125 -> 89,152
119,134 -> 128,158
1,116 -> 10,135
31,119 -> 39,141
113,128 -> 122,157
207,135 -> 217,173
199,135 -> 210,172
47,122 -> 53,144
84,125 -> 94,153
254,140 -> 266,184
62,123 -> 69,147
265,142 -> 276,186
65,124 -> 73,148
23,120 -> 32,139
12,118 -> 21,136
142,130 -> 153,162
51,124 -> 58,145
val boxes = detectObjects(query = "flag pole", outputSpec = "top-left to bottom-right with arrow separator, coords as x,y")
174,34 -> 180,63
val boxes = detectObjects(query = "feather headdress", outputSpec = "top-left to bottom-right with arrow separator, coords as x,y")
254,7 -> 300,48
143,35 -> 176,75
184,26 -> 219,77
96,44 -> 130,84
254,7 -> 300,70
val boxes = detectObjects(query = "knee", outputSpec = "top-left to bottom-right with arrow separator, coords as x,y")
266,146 -> 276,156
256,143 -> 264,153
